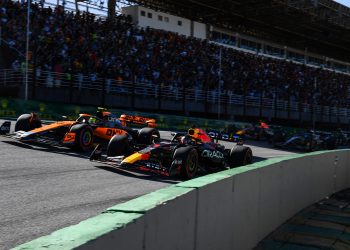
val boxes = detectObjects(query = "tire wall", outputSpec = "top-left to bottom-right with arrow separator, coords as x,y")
14,150 -> 350,250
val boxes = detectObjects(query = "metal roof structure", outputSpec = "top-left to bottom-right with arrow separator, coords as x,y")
126,0 -> 350,61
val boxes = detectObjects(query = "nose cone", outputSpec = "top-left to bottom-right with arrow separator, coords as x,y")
121,152 -> 150,165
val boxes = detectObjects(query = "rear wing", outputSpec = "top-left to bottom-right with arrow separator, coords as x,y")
119,114 -> 156,128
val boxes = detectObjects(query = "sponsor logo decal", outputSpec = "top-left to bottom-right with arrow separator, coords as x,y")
201,150 -> 224,159
63,132 -> 76,142
145,162 -> 161,170
105,128 -> 125,137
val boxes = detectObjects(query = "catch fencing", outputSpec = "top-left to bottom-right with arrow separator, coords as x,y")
0,68 -> 349,121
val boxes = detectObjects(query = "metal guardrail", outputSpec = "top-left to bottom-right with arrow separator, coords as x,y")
0,68 -> 346,117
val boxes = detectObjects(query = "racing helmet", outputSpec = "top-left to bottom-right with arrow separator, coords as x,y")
180,135 -> 195,145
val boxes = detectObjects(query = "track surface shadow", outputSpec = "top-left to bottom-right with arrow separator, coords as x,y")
94,165 -> 181,184
1,139 -> 91,159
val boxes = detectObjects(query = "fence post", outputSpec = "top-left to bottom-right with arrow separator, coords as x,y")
204,87 -> 208,114
31,55 -> 37,99
4,70 -> 6,86
259,94 -> 263,118
158,82 -> 162,112
69,71 -> 73,103
311,103 -> 315,130
337,105 -> 340,128
225,91 -> 229,119
101,76 -> 106,106
274,94 -> 277,119
182,85 -> 186,114
243,95 -> 246,117
131,75 -> 135,110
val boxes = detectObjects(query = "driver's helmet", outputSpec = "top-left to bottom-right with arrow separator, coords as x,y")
188,127 -> 211,143
89,116 -> 98,124
103,113 -> 122,127
180,135 -> 195,145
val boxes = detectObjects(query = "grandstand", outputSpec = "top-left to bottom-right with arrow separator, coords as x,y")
1,0 -> 350,127
128,0 -> 350,62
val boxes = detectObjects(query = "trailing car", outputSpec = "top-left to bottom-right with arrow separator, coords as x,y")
90,127 -> 253,179
206,129 -> 243,143
7,108 -> 159,151
236,121 -> 276,141
271,129 -> 337,151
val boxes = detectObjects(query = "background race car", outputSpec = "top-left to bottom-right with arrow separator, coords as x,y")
206,129 -> 243,143
7,108 -> 159,151
90,127 -> 253,179
271,130 -> 338,151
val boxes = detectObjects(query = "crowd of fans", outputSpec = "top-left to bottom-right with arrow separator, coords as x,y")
1,0 -> 350,107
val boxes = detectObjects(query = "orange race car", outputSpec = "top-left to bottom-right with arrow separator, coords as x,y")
7,108 -> 158,151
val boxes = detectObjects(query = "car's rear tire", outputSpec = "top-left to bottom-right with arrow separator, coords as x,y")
173,146 -> 198,179
107,134 -> 130,157
15,114 -> 42,132
69,123 -> 94,151
137,127 -> 160,145
229,145 -> 253,168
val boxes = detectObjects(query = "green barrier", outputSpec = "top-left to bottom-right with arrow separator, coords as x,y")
12,149 -> 347,250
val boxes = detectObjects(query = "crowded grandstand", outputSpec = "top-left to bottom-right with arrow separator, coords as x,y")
1,0 -> 350,126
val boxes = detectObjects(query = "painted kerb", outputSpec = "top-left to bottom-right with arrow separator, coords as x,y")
13,150 -> 350,250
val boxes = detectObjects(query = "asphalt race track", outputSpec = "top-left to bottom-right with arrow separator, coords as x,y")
0,119 -> 295,250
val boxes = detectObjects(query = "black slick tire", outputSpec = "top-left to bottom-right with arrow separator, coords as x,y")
229,145 -> 253,168
107,134 -> 130,157
173,146 -> 198,179
137,127 -> 160,145
15,114 -> 42,132
69,123 -> 94,151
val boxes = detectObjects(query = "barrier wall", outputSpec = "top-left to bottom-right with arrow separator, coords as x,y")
13,149 -> 350,250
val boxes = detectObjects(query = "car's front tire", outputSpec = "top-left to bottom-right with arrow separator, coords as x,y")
107,134 -> 130,157
173,146 -> 198,179
15,114 -> 42,132
69,123 -> 94,151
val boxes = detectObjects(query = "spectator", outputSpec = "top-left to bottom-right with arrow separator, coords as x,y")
1,0 -> 350,109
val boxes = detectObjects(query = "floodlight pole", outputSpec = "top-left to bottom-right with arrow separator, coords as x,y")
218,47 -> 222,120
312,77 -> 317,131
25,0 -> 31,101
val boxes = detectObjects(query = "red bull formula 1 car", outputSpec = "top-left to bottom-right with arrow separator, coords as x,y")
4,108 -> 158,150
90,127 -> 253,179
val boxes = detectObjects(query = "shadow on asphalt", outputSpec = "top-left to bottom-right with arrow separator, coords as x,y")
252,156 -> 268,163
1,139 -> 91,159
94,165 -> 181,184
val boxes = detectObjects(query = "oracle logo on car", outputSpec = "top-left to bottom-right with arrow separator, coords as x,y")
201,150 -> 224,159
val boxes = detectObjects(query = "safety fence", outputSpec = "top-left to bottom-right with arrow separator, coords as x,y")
0,68 -> 349,118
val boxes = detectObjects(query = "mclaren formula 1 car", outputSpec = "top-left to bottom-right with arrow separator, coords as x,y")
90,127 -> 253,179
5,108 -> 158,150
